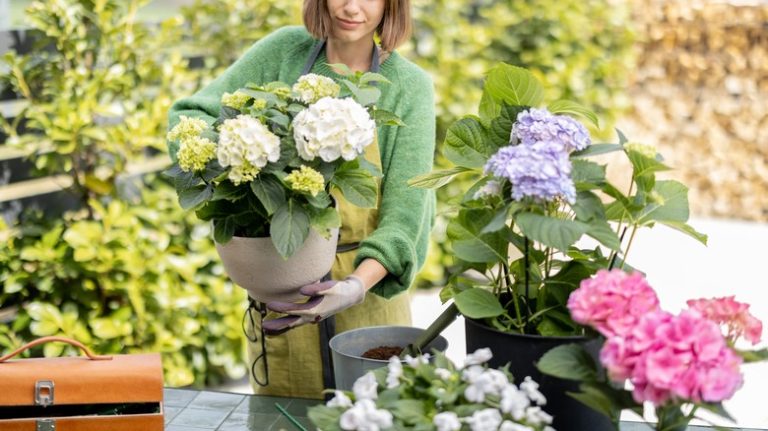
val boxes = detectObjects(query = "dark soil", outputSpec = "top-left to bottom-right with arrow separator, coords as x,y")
361,345 -> 403,360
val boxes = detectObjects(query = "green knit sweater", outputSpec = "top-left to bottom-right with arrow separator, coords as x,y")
167,26 -> 436,299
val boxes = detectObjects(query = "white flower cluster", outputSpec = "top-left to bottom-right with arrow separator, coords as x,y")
293,97 -> 375,163
217,115 -> 281,184
326,372 -> 393,431
292,73 -> 341,104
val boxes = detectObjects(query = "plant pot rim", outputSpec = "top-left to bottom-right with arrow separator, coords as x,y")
465,317 -> 598,341
330,325 -> 448,364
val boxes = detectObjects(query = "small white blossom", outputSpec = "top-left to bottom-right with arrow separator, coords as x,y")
466,408 -> 502,431
464,348 -> 493,367
500,385 -> 530,420
433,411 -> 462,431
520,376 -> 547,406
352,371 -> 379,400
461,365 -> 485,383
435,367 -> 452,380
524,406 -> 553,426
463,369 -> 508,403
339,399 -> 393,431
386,356 -> 403,389
293,97 -> 375,162
499,421 -> 534,431
404,353 -> 430,368
326,390 -> 353,409
473,180 -> 502,199
292,73 -> 341,104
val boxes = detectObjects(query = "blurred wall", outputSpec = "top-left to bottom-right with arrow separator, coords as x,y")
622,0 -> 767,221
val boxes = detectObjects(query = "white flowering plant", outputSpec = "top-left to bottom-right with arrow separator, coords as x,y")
410,64 -> 707,336
165,67 -> 402,258
308,349 -> 556,431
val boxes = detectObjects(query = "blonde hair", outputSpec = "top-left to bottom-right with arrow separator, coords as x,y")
302,0 -> 412,51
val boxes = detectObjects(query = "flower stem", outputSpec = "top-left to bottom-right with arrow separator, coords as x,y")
524,236 -> 532,331
620,225 -> 639,270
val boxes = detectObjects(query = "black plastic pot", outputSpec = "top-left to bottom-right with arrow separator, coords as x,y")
465,318 -> 613,431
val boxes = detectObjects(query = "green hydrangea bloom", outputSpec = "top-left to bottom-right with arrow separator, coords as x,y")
625,142 -> 658,159
221,91 -> 251,110
177,136 -> 216,172
167,115 -> 208,142
292,74 -> 340,104
285,165 -> 325,196
252,98 -> 268,110
229,161 -> 260,185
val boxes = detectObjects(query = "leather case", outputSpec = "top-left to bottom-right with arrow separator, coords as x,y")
0,336 -> 163,431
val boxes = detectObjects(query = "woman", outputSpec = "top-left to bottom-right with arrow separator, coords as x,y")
167,0 -> 435,399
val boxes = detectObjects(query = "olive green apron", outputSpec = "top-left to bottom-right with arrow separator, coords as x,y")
244,40 -> 412,399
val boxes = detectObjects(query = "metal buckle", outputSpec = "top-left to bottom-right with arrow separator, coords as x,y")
36,418 -> 55,431
35,380 -> 54,407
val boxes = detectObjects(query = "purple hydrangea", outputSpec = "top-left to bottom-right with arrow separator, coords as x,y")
485,141 -> 576,203
511,108 -> 591,152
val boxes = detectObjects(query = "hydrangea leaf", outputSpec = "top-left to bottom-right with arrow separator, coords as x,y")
443,116 -> 490,169
515,212 -> 589,252
455,288 -> 505,319
270,199 -> 310,259
484,63 -> 544,110
536,343 -> 597,381
547,100 -> 599,128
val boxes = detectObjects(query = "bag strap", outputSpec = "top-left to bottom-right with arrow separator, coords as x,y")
0,336 -> 113,362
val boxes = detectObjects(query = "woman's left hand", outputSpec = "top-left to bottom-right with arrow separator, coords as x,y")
262,276 -> 366,334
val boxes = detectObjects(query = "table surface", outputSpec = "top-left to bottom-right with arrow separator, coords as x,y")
162,388 -> 764,431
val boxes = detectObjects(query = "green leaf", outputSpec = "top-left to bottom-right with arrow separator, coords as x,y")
327,63 -> 353,76
408,166 -> 473,189
636,180 -> 690,224
443,116 -> 490,169
484,63 -> 544,108
358,157 -> 383,178
309,207 -> 341,239
488,104 -> 526,149
270,200 -> 310,259
331,164 -> 377,208
572,159 -> 606,189
536,343 -> 598,381
392,399 -> 426,423
515,212 -> 589,252
373,109 -> 404,126
250,176 -> 286,215
586,220 -> 621,251
179,184 -> 213,210
213,217 -> 236,244
547,100 -> 599,128
567,383 -> 625,422
212,181 -> 248,201
455,288 -> 505,319
478,91 -> 500,126
360,72 -> 391,86
571,143 -> 623,158
307,405 -> 343,431
699,403 -> 736,423
572,191 -> 606,222
447,208 -> 508,263
481,204 -> 511,234
660,221 -> 708,245
306,190 -> 332,208
91,317 -> 131,339
737,347 -> 768,363
627,147 -> 671,180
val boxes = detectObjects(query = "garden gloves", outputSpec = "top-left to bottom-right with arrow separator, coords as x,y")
262,275 -> 366,335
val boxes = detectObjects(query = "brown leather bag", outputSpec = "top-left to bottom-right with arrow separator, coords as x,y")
0,336 -> 163,431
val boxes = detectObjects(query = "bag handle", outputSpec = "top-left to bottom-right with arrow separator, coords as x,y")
0,336 -> 113,363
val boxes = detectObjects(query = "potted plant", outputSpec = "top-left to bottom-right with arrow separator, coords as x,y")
309,348 -> 557,431
538,269 -> 767,430
409,64 -> 706,430
164,70 -> 401,303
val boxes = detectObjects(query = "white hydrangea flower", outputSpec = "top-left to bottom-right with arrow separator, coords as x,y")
520,376 -> 547,406
524,406 -> 553,426
464,348 -> 493,367
339,399 -> 393,431
352,371 -> 378,400
433,411 -> 462,431
326,390 -> 353,409
465,408 -> 502,431
217,115 -> 281,185
404,353 -> 430,368
473,180 -> 502,199
435,367 -> 452,380
386,356 -> 403,389
500,385 -> 530,420
292,73 -> 341,104
293,97 -> 375,162
500,421 -> 534,431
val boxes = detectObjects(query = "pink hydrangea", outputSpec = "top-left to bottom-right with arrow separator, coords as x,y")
687,296 -> 763,345
567,269 -> 661,337
599,310 -> 744,405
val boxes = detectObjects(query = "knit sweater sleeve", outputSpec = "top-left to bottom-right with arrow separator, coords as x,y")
354,68 -> 437,299
166,26 -> 304,161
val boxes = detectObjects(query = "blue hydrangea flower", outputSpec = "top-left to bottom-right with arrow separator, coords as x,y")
511,108 -> 591,152
484,141 -> 576,203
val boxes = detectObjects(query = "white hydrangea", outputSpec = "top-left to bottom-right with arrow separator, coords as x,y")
500,421 -> 535,431
339,399 -> 393,431
386,356 -> 403,389
465,408 -> 502,431
292,73 -> 341,104
464,348 -> 493,367
293,97 -> 375,162
352,371 -> 378,401
327,390 -> 353,409
217,115 -> 281,184
433,411 -> 462,431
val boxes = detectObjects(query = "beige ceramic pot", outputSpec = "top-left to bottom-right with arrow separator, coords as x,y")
215,228 -> 339,303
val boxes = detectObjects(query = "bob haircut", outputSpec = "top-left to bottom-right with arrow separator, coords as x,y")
303,0 -> 412,52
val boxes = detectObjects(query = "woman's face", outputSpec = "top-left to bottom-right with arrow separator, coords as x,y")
326,0 -> 385,44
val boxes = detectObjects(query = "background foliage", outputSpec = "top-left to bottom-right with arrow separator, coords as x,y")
1,0 -> 635,385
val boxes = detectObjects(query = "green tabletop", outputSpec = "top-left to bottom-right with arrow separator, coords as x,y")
162,388 -> 762,431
